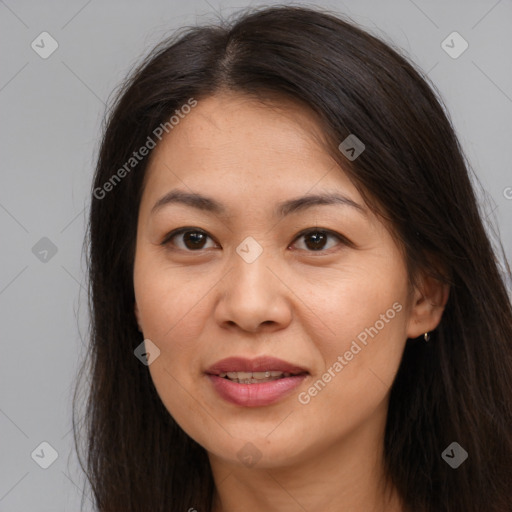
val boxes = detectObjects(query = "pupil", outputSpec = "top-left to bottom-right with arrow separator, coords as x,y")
184,231 -> 206,249
306,232 -> 326,250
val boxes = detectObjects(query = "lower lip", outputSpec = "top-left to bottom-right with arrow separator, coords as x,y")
207,374 -> 307,407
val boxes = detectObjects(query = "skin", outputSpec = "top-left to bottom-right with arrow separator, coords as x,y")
133,91 -> 449,511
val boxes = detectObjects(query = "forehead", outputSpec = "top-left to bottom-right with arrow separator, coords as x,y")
164,91 -> 328,148
142,92 -> 362,209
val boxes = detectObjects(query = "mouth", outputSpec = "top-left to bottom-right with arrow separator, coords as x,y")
205,355 -> 308,379
205,356 -> 309,407
216,370 -> 304,384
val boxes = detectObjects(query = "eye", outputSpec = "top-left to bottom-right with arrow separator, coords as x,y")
161,227 -> 217,251
161,227 -> 351,253
291,228 -> 348,253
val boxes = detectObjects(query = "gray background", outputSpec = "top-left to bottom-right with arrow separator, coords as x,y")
0,0 -> 511,510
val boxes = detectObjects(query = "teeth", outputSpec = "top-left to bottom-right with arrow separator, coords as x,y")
218,371 -> 294,383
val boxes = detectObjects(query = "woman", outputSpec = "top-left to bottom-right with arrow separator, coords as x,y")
74,5 -> 512,511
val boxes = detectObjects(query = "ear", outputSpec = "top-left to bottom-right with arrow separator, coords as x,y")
134,301 -> 143,332
406,273 -> 450,339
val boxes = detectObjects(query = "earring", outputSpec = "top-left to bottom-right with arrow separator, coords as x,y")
424,332 -> 430,342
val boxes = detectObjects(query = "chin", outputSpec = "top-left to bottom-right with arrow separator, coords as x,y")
203,432 -> 314,470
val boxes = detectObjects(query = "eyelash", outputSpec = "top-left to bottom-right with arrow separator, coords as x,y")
160,227 -> 352,254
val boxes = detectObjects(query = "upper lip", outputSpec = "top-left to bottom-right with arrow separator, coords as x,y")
205,356 -> 308,375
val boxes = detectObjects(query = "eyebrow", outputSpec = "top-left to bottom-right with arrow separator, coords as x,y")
150,189 -> 367,218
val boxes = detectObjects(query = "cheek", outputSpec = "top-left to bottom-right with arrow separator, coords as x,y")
134,258 -> 209,344
134,266 -> 212,434
311,266 -> 407,343
304,269 -> 409,400
133,260 -> 220,417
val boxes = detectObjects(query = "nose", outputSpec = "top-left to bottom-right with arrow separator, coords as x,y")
213,247 -> 293,334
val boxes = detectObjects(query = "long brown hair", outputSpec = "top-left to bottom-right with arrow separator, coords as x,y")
74,5 -> 512,511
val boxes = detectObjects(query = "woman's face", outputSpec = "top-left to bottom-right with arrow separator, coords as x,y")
133,92 -> 431,469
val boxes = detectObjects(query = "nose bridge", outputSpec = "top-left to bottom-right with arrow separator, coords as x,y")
214,235 -> 291,332
231,235 -> 275,295
235,235 -> 267,266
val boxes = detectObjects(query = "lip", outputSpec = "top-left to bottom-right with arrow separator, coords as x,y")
205,356 -> 309,407
206,356 -> 308,375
